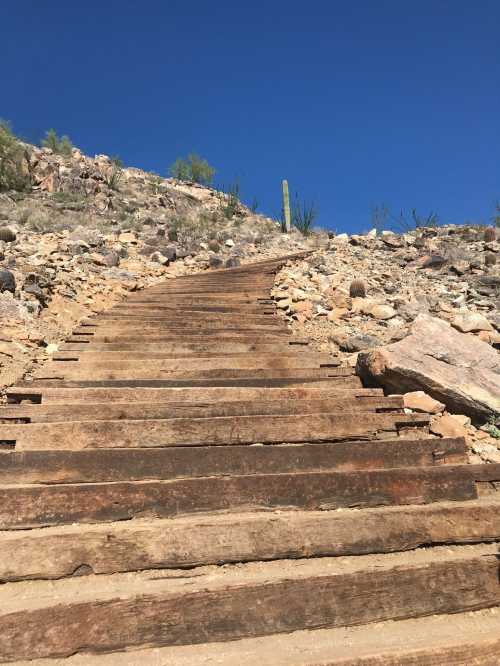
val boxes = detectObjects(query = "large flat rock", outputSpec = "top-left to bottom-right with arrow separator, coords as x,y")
357,314 -> 500,420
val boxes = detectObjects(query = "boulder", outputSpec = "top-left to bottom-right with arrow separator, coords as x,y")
357,314 -> 500,420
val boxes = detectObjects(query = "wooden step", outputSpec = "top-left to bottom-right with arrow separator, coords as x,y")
0,496 -> 498,583
33,364 -> 345,381
60,341 -> 309,353
0,544 -> 499,661
22,607 -> 500,665
6,385 -> 384,405
1,465 -> 496,529
0,412 -> 430,450
24,375 -> 363,389
0,438 -> 467,484
0,396 -> 403,421
51,352 -> 336,366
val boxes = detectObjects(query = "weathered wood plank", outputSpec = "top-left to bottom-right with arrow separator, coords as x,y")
0,438 -> 466,484
33,364 -> 345,381
44,355 -> 340,372
0,396 -> 403,422
21,609 -> 500,666
0,466 -> 481,529
60,342 -> 308,353
0,547 -> 498,661
6,385 -> 382,405
52,353 -> 334,366
1,498 -> 498,582
1,412 -> 429,450
25,376 -> 363,389
66,334 -> 304,344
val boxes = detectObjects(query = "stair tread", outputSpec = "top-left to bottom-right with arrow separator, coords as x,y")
2,542 -> 498,613
17,607 -> 500,665
1,499 -> 499,582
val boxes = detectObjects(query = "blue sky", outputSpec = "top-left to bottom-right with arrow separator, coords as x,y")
3,1 -> 499,232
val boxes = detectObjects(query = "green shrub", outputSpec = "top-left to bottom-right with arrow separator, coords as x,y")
219,181 -> 240,219
169,153 -> 215,185
105,156 -> 124,191
292,196 -> 317,236
42,129 -> 73,156
0,120 -> 31,192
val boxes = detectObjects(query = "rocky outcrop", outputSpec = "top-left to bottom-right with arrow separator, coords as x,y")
357,314 -> 500,421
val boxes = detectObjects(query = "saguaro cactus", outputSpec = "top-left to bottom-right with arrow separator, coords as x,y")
282,179 -> 291,232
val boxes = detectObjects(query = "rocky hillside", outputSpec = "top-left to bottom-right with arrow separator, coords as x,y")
272,224 -> 500,461
0,143 -> 309,391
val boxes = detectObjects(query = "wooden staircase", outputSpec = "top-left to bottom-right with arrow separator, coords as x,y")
1,253 -> 499,664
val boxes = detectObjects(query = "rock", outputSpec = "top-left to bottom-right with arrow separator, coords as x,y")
357,314 -> 500,420
23,282 -> 46,304
403,391 -> 445,414
118,232 -> 137,244
419,255 -> 447,269
471,441 -> 500,464
209,254 -> 223,268
0,270 -> 16,294
163,245 -> 177,262
341,334 -> 380,353
382,235 -> 404,249
452,312 -> 493,333
103,252 -> 120,268
290,300 -> 313,318
225,239 -> 235,247
225,257 -> 241,268
369,304 -> 397,320
430,413 -> 469,438
449,261 -> 469,275
150,251 -> 169,265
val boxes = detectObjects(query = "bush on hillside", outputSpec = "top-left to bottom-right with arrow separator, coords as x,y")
169,153 -> 215,185
0,120 -> 31,192
292,196 -> 317,236
42,129 -> 73,156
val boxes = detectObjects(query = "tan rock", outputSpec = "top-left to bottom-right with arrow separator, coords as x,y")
430,414 -> 468,438
403,391 -> 445,414
471,441 -> 500,463
357,314 -> 500,420
452,311 -> 493,333
327,308 -> 349,321
368,304 -> 397,320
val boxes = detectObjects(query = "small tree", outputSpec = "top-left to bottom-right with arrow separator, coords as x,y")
0,120 -> 30,192
42,129 -> 73,156
169,153 -> 215,185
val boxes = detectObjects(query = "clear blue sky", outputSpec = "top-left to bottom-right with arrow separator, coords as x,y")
3,1 -> 499,232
